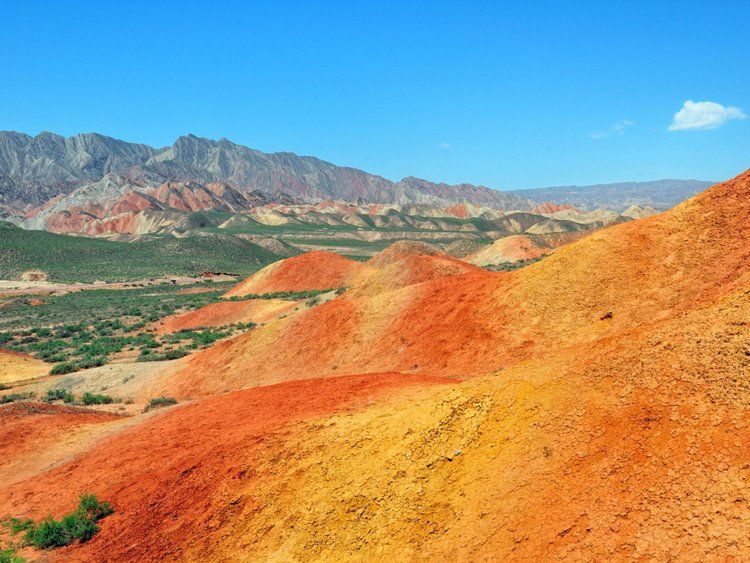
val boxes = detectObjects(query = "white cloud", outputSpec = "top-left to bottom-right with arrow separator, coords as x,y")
668,100 -> 747,131
438,142 -> 452,149
588,120 -> 635,139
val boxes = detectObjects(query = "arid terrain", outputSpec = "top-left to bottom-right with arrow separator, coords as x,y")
1,168 -> 749,560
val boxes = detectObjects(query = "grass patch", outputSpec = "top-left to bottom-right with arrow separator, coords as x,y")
5,518 -> 33,535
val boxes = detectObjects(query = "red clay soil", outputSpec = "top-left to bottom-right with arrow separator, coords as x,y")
0,403 -> 120,481
445,203 -> 470,218
154,299 -> 298,333
209,286 -> 750,560
224,251 -> 363,297
0,373 -> 455,562
531,201 -> 576,214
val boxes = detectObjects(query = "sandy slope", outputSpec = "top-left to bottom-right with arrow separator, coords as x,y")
0,348 -> 49,385
465,233 -> 551,265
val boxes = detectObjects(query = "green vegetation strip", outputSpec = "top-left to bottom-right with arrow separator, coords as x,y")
0,221 -> 277,283
0,281 -> 230,331
44,389 -> 115,405
0,281 -> 338,378
226,288 -> 337,301
0,282 -> 256,375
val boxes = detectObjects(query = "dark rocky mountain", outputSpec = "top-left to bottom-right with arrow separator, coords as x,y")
0,131 -> 157,203
0,131 -> 711,212
2,131 -> 527,208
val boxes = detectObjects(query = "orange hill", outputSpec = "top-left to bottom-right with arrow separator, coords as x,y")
154,298 -> 299,333
223,251 -> 364,297
465,234 -> 551,265
156,171 -> 750,397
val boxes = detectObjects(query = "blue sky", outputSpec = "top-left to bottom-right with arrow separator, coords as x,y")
1,1 -> 748,188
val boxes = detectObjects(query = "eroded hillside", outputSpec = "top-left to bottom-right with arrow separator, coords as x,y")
1,170 -> 749,560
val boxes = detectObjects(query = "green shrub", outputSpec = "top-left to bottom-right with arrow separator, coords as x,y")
24,494 -> 113,549
0,548 -> 24,563
164,349 -> 188,360
0,392 -> 34,404
50,362 -> 78,375
26,517 -> 70,548
42,353 -> 68,363
81,392 -> 114,406
50,356 -> 106,375
78,493 -> 114,520
44,388 -> 75,404
138,349 -> 188,362
144,397 -> 177,412
7,517 -> 34,534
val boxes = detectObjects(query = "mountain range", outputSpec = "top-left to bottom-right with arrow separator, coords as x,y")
0,131 -> 713,212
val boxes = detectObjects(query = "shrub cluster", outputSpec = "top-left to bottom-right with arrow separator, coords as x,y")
144,397 -> 177,412
44,389 -> 115,406
17,494 -> 113,550
44,388 -> 75,403
0,392 -> 35,405
50,356 -> 106,375
81,392 -> 114,406
137,348 -> 189,362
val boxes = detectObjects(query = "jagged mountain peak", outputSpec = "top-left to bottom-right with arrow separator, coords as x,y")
0,130 -> 715,212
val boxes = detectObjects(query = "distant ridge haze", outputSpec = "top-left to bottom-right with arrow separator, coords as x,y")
0,131 -> 713,211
